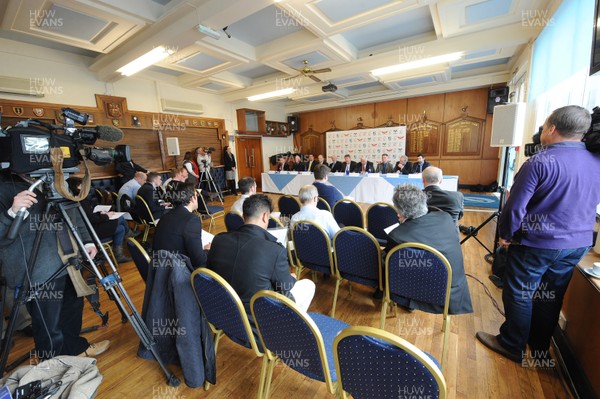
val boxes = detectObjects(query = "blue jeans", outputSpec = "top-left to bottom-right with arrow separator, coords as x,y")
113,216 -> 128,247
498,244 -> 589,353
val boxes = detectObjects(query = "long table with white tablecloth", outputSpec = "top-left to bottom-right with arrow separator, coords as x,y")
261,172 -> 459,204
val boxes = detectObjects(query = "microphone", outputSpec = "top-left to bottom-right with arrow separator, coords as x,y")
81,125 -> 124,142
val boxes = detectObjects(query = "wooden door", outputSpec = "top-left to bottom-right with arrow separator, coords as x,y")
236,137 -> 263,188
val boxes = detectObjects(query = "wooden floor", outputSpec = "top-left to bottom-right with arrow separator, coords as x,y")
6,193 -> 572,398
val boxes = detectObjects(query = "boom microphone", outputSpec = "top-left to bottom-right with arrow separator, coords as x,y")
82,125 -> 124,142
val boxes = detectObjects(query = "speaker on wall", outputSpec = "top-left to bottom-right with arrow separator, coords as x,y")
487,87 -> 509,114
288,115 -> 298,133
490,103 -> 526,147
166,137 -> 180,156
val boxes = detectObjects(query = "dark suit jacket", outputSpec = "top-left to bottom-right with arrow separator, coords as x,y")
376,162 -> 394,174
412,161 -> 431,173
313,181 -> 343,210
153,205 -> 207,268
330,161 -> 343,173
385,211 -> 473,314
136,182 -> 165,220
115,161 -> 147,184
305,161 -> 316,172
207,224 -> 296,316
277,163 -> 290,172
354,161 -> 375,173
394,161 -> 413,175
80,197 -> 118,239
292,162 -> 305,172
342,161 -> 357,174
224,152 -> 236,171
424,185 -> 464,222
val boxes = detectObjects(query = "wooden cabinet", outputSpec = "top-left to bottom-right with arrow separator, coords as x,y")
236,108 -> 266,135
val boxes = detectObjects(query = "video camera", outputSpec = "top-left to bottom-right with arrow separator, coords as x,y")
525,106 -> 600,157
204,146 -> 216,155
0,107 -> 130,174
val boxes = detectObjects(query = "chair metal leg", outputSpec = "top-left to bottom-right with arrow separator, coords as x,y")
380,299 -> 388,329
311,271 -> 317,283
102,243 -> 119,268
142,225 -> 150,243
331,277 -> 341,318
441,315 -> 450,371
204,329 -> 224,391
257,351 -> 269,399
262,353 -> 277,399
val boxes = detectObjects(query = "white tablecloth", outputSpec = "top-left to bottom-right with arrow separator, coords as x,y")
262,173 -> 458,204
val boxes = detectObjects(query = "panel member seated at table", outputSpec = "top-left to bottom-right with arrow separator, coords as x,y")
329,155 -> 342,173
231,176 -> 257,215
315,154 -> 327,170
411,153 -> 431,173
394,155 -> 413,175
276,156 -> 289,172
353,156 -> 375,174
208,194 -> 316,319
312,165 -> 343,210
291,185 -> 340,240
291,155 -> 305,172
305,154 -> 316,172
384,184 -> 473,314
342,154 -> 357,175
375,153 -> 394,174
422,166 -> 464,224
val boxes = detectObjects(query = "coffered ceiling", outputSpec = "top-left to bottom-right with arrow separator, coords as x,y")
0,0 -> 554,112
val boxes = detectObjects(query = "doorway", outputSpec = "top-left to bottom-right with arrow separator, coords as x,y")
236,137 -> 263,189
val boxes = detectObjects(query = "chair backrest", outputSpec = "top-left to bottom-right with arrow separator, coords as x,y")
316,197 -> 331,212
196,190 -> 211,214
120,193 -> 133,212
135,195 -> 156,225
94,189 -> 104,205
191,268 -> 262,356
386,243 -> 452,312
103,189 -> 114,206
332,199 -> 364,228
225,211 -> 244,232
278,195 -> 300,218
251,290 -> 334,386
333,227 -> 381,289
126,237 -> 150,281
268,216 -> 285,229
334,326 -> 446,399
291,220 -> 334,275
366,202 -> 398,241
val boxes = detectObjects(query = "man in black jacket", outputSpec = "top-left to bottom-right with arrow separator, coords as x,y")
329,155 -> 342,173
342,154 -> 356,175
153,183 -> 210,268
354,156 -> 374,174
394,155 -> 413,175
136,172 -> 169,220
412,153 -> 431,173
115,159 -> 148,187
422,166 -> 464,224
207,194 -> 315,317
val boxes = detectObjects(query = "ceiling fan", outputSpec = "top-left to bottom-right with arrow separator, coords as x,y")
294,60 -> 331,82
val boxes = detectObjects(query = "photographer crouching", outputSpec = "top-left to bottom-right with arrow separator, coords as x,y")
0,171 -> 110,360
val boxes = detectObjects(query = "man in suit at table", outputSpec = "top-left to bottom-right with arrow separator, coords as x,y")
315,154 -> 327,171
412,153 -> 431,173
342,154 -> 356,175
153,183 -> 210,268
394,155 -> 413,175
291,155 -> 305,172
329,155 -> 342,173
354,156 -> 375,174
422,166 -> 464,224
208,194 -> 315,317
305,154 -> 316,172
313,164 -> 343,210
276,156 -> 289,172
375,153 -> 394,174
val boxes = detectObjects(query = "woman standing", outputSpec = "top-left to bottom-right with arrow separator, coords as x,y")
183,151 -> 200,187
223,146 -> 237,195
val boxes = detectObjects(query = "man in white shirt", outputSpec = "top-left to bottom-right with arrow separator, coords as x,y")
291,185 -> 340,240
117,171 -> 146,206
231,176 -> 256,214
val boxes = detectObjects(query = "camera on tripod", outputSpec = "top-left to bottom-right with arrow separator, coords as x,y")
204,146 -> 216,155
524,106 -> 600,157
0,107 -> 130,174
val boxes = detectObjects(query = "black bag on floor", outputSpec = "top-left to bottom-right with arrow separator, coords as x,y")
490,246 -> 508,288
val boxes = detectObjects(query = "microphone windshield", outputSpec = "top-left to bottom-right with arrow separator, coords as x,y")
96,125 -> 124,142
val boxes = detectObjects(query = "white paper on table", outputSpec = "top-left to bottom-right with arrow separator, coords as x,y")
93,205 -> 111,213
108,212 -> 126,220
367,173 -> 380,177
408,173 -> 422,178
348,173 -> 360,176
271,211 -> 281,219
202,229 -> 215,245
268,228 -> 288,246
383,223 -> 399,235
386,173 -> 400,178
288,171 -> 298,175
268,171 -> 277,174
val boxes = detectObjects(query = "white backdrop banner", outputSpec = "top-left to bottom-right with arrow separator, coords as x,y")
326,126 -> 407,162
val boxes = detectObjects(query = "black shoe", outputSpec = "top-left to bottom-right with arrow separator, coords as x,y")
372,288 -> 383,299
476,331 -> 522,363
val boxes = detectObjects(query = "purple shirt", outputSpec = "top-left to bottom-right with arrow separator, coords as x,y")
499,142 -> 600,249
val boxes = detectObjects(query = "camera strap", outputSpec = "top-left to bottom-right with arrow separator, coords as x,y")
56,227 -> 95,297
50,147 -> 92,202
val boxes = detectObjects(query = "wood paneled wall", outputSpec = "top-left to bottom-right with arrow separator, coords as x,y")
294,88 -> 501,185
0,96 -> 226,178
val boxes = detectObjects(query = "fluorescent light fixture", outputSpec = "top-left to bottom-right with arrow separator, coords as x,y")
248,88 -> 295,101
371,52 -> 463,76
117,46 -> 174,76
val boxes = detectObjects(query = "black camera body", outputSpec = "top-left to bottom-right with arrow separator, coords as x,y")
525,106 -> 600,157
0,108 -> 130,174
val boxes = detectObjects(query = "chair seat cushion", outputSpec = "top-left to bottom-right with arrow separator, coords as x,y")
307,312 -> 350,382
205,206 -> 224,214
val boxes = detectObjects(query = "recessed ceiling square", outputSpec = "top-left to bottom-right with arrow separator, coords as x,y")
177,53 -> 226,71
199,82 -> 230,91
314,0 -> 395,23
340,6 -> 434,51
465,0 -> 512,25
36,5 -> 108,41
227,5 -> 305,47
451,57 -> 510,73
229,64 -> 280,79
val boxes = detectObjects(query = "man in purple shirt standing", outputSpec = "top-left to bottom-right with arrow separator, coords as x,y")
477,105 -> 600,363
